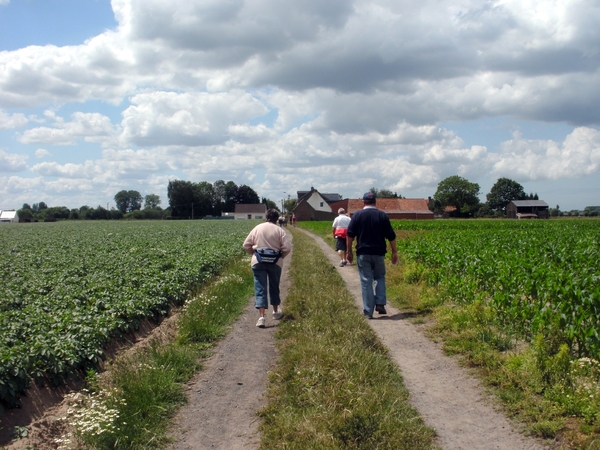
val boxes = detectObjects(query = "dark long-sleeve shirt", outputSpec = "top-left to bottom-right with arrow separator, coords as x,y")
347,206 -> 396,256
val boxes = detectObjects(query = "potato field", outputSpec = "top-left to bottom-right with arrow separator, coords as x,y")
0,220 -> 256,406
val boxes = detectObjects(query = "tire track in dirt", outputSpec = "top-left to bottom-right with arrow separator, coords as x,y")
303,228 -> 551,450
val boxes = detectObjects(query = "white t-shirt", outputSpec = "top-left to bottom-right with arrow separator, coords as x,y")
332,214 -> 351,230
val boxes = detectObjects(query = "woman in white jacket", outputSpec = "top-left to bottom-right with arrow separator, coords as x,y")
243,209 -> 292,327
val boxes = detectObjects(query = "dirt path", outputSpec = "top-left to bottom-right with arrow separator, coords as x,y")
168,228 -> 551,450
167,231 -> 293,449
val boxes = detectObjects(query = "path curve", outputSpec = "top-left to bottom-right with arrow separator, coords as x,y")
303,228 -> 550,450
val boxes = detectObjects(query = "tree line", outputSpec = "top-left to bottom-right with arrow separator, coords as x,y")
429,175 -> 541,218
15,180 -> 278,222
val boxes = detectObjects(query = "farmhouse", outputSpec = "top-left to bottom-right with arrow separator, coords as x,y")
506,200 -> 550,219
292,188 -> 339,221
329,198 -> 434,220
0,210 -> 19,223
232,203 -> 267,220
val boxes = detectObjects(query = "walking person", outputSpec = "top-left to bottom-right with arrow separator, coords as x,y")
346,192 -> 398,319
332,208 -> 351,267
243,209 -> 292,328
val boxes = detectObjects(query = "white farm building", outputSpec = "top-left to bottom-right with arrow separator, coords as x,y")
0,210 -> 19,223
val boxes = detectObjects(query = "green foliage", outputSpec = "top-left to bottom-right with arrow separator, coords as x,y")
114,190 -> 143,214
486,177 -> 526,212
433,175 -> 481,217
391,219 -> 600,359
369,187 -> 401,198
143,193 -> 162,210
0,220 -> 256,405
167,179 -> 260,218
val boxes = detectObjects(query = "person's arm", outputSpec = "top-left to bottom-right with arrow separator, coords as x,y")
280,232 -> 292,258
243,230 -> 256,255
346,236 -> 355,264
332,226 -> 337,238
389,239 -> 398,265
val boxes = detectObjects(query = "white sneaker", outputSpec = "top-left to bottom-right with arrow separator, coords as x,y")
256,317 -> 266,328
273,310 -> 283,320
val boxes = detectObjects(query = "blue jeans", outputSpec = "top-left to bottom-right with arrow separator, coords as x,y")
252,263 -> 282,309
357,254 -> 387,317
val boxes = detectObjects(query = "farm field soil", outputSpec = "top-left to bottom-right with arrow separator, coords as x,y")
4,228 -> 553,449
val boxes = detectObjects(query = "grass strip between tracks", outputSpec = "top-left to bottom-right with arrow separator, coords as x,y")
258,229 -> 436,449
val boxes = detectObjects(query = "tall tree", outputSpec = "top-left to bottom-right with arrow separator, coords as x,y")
144,194 -> 161,210
194,181 -> 214,217
168,180 -> 196,218
262,197 -> 279,211
114,190 -> 143,213
235,185 -> 260,204
283,198 -> 297,213
486,178 -> 526,212
433,175 -> 481,217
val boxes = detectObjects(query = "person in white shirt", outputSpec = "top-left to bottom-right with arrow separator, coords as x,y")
243,209 -> 292,328
332,208 -> 351,267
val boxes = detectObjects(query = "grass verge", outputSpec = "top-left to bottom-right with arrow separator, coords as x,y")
56,256 -> 254,449
259,229 -> 436,449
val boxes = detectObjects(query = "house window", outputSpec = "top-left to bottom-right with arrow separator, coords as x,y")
320,202 -> 324,207
247,214 -> 252,220
255,215 -> 263,219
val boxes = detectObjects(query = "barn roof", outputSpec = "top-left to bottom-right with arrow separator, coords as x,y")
342,198 -> 432,214
510,200 -> 549,207
0,210 -> 18,219
234,204 -> 267,214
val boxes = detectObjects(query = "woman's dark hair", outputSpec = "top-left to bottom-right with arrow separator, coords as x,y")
266,209 -> 280,224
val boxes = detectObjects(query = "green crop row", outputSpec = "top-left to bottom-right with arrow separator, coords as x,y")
392,220 -> 600,358
0,220 -> 256,406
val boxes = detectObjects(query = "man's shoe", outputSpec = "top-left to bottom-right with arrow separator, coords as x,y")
363,311 -> 373,319
340,260 -> 345,267
273,310 -> 283,320
256,317 -> 266,328
375,305 -> 387,314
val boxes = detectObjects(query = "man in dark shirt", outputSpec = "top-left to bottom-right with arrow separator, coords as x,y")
346,192 -> 398,318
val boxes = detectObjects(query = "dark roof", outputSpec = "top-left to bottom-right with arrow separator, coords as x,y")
297,190 -> 341,203
510,200 -> 549,207
234,204 -> 267,214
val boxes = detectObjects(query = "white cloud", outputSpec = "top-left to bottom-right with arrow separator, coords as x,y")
35,148 -> 51,158
0,110 -> 27,129
18,112 -> 119,146
0,150 -> 28,172
119,90 -> 269,146
491,127 -> 600,180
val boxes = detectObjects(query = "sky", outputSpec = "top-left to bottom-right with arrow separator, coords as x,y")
0,0 -> 599,212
